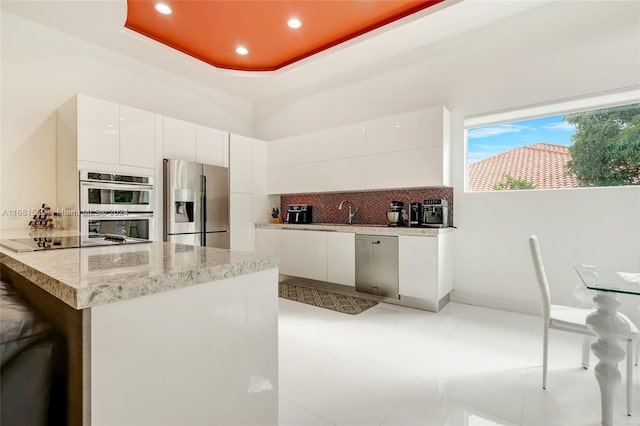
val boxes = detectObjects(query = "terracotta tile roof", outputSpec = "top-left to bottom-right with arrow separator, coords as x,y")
469,143 -> 580,191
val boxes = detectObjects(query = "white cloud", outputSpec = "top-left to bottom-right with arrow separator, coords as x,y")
468,124 -> 532,139
542,122 -> 576,131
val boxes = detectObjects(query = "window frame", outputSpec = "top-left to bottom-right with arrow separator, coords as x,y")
463,88 -> 640,193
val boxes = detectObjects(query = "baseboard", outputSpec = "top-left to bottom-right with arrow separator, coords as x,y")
450,290 -> 540,316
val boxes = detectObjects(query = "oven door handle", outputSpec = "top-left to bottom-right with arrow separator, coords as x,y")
80,181 -> 154,191
83,212 -> 154,220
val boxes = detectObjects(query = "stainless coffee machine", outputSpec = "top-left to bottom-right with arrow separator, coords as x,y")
422,198 -> 449,228
285,204 -> 313,224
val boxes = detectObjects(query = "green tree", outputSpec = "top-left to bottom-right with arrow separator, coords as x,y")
493,174 -> 536,190
565,103 -> 640,186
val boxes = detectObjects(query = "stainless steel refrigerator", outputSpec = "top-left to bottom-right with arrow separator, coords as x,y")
163,159 -> 230,248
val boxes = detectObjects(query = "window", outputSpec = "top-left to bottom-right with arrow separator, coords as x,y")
465,91 -> 640,192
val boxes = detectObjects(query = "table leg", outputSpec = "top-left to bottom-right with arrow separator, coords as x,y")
586,291 -> 631,426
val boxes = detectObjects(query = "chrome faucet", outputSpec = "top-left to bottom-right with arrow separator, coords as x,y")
338,200 -> 358,225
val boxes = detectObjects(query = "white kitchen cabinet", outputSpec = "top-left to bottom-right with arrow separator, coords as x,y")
267,163 -> 315,194
279,230 -> 327,281
365,107 -> 447,155
327,232 -> 355,287
230,134 -> 253,194
398,233 -> 452,311
267,134 -> 315,167
252,139 -> 272,225
315,157 -> 366,192
196,125 -> 228,167
265,105 -> 450,194
120,105 -> 156,169
365,146 -> 443,189
230,193 -> 253,252
254,228 -> 280,257
315,122 -> 365,162
163,116 -> 196,161
76,95 -> 120,164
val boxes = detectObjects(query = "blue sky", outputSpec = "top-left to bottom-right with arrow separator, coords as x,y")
467,115 -> 576,163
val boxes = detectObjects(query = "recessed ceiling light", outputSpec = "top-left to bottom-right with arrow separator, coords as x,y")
287,18 -> 302,29
236,46 -> 249,55
154,3 -> 172,15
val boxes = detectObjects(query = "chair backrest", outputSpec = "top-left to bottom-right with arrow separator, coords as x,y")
529,234 -> 551,323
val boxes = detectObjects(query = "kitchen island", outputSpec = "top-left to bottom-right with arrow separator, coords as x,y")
0,241 -> 279,426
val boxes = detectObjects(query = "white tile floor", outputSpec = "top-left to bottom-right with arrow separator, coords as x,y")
278,299 -> 640,426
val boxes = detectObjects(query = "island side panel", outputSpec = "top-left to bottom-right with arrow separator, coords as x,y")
1,264 -> 90,426
90,267 -> 279,426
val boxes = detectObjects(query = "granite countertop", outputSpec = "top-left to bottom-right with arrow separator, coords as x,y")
255,222 -> 455,236
0,241 -> 278,310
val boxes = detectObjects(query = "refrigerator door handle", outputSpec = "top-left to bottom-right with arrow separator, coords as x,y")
201,174 -> 207,244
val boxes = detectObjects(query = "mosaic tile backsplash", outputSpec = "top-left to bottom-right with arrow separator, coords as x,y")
281,187 -> 454,226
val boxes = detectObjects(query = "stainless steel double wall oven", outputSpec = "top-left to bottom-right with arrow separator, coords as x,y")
79,171 -> 155,240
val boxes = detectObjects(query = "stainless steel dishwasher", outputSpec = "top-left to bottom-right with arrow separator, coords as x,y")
355,234 -> 399,299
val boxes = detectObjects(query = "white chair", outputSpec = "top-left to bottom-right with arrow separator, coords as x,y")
529,234 -> 639,416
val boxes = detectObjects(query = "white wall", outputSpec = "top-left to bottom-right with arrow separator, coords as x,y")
253,1 -> 640,322
0,11 -> 253,229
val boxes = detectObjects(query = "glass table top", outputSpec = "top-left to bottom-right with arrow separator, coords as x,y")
574,264 -> 640,296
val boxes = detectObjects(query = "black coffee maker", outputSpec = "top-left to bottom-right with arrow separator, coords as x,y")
409,202 -> 422,226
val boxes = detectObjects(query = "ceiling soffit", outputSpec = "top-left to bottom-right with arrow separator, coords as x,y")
125,1 -> 444,72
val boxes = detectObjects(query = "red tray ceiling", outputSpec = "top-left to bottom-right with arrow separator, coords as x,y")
125,0 -> 444,72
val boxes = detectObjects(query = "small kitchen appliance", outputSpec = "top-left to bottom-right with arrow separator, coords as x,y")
285,204 -> 312,224
409,202 -> 422,226
387,201 -> 405,227
422,198 -> 449,228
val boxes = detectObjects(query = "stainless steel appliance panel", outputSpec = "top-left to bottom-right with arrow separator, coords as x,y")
80,181 -> 154,213
203,164 -> 229,232
355,235 -> 399,299
81,213 -> 155,240
204,231 -> 230,249
164,159 -> 202,235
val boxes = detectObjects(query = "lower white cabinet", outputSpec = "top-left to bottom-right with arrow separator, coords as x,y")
254,229 -> 280,257
255,227 -> 452,312
398,234 -> 452,309
279,230 -> 328,282
327,232 -> 355,287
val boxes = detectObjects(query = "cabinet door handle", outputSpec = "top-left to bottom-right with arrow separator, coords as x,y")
371,240 -> 381,245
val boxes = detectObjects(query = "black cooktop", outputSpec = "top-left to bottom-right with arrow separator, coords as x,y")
1,235 -> 150,252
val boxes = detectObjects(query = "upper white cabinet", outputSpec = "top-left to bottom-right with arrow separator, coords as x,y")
163,116 -> 196,162
316,157 -> 366,192
120,105 -> 156,169
365,146 -> 443,190
58,94 -> 157,169
268,134 -> 315,167
267,163 -> 316,195
230,134 -> 253,194
196,125 -> 228,167
365,107 -> 445,155
76,95 -> 120,165
315,123 -> 365,162
163,117 -> 229,168
266,105 -> 451,194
